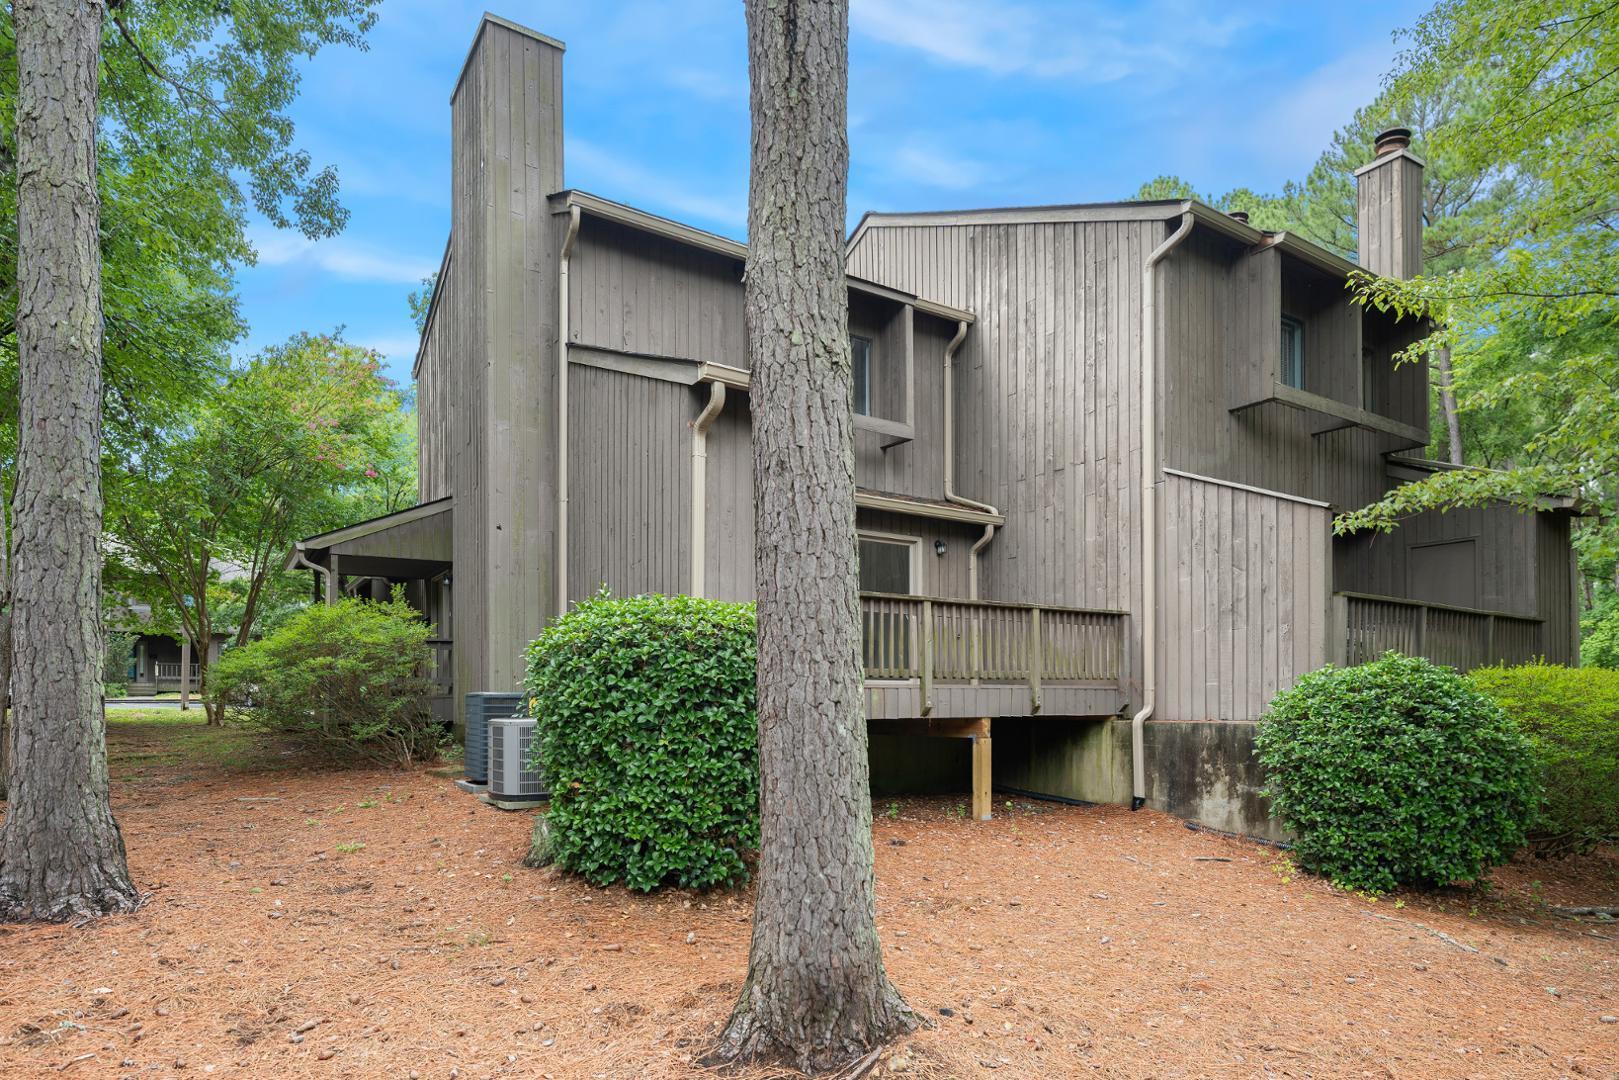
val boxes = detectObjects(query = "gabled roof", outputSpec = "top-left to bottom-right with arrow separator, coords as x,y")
848,198 -> 1366,283
550,189 -> 977,326
284,497 -> 454,572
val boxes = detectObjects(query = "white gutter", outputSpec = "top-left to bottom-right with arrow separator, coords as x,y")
941,319 -> 999,602
1132,207 -> 1195,811
689,380 -> 727,597
556,204 -> 582,617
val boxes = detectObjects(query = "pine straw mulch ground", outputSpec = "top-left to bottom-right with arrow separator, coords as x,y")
1,714 -> 1617,1080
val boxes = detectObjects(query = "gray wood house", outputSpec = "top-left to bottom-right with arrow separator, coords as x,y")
291,15 -> 1580,835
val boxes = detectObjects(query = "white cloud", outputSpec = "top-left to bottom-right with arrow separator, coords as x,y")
248,226 -> 438,286
884,140 -> 997,190
568,137 -> 747,231
851,0 -> 1257,83
355,334 -> 424,360
1260,42 -> 1394,159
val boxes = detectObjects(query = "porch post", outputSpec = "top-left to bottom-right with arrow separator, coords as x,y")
179,636 -> 191,711
971,717 -> 993,822
326,553 -> 341,605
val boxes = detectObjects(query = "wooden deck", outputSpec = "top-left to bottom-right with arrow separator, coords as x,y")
1334,591 -> 1546,671
860,592 -> 1128,719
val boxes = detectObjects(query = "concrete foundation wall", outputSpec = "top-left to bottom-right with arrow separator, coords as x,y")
873,718 -> 1286,842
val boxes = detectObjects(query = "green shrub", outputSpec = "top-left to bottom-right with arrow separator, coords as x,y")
1255,652 -> 1539,893
1468,663 -> 1619,856
1581,593 -> 1619,669
210,595 -> 444,766
523,591 -> 757,892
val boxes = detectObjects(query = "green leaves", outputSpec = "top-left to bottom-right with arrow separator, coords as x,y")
523,592 -> 759,893
209,594 -> 443,767
1469,663 -> 1619,856
1255,653 -> 1539,893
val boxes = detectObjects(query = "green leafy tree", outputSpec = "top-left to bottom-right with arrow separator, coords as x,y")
0,0 -> 380,792
1335,2 -> 1619,584
105,334 -> 415,724
407,271 -> 439,335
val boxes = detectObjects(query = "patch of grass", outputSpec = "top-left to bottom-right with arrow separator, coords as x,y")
335,841 -> 366,854
105,709 -> 290,780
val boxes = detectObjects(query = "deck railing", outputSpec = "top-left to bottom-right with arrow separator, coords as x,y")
860,592 -> 1126,713
1335,592 -> 1543,672
152,662 -> 200,681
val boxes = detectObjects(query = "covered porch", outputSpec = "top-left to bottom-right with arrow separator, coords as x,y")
286,497 -> 455,724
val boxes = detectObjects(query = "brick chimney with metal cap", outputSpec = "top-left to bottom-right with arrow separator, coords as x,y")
1354,126 -> 1424,279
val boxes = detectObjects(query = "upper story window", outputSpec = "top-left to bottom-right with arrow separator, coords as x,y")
851,335 -> 873,416
1280,315 -> 1305,390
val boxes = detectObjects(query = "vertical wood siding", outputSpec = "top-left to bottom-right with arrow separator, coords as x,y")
848,220 -> 1156,703
567,365 -> 691,600
1357,155 -> 1424,279
1536,511 -> 1577,664
414,255 -> 455,503
1159,472 -> 1331,721
433,21 -> 564,707
1161,232 -> 1390,511
704,394 -> 756,602
567,217 -> 747,363
1333,504 -> 1539,617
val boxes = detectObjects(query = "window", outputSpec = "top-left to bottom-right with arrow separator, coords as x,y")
857,535 -> 914,594
851,335 -> 872,416
1280,315 -> 1305,389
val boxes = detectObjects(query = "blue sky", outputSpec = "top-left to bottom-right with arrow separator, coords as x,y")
235,0 -> 1433,387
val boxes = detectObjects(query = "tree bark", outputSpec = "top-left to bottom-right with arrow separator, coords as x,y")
0,0 -> 140,921
1435,344 -> 1464,466
710,0 -> 913,1070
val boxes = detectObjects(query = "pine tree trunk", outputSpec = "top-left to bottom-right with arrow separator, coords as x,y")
0,0 -> 139,922
1435,344 -> 1463,466
711,0 -> 913,1070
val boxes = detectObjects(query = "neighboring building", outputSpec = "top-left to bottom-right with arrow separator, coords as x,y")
107,601 -> 228,698
290,15 -> 1581,835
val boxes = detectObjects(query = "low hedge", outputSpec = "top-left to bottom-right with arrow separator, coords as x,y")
210,595 -> 444,766
1468,662 -> 1619,856
1255,652 -> 1539,893
523,592 -> 758,891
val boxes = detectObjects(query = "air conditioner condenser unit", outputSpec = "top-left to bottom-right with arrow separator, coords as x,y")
487,716 -> 548,804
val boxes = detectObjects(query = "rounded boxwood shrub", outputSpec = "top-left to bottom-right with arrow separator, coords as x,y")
523,591 -> 758,892
1255,652 -> 1539,893
1468,663 -> 1619,856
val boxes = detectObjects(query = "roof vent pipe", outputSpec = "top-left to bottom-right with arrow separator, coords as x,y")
1132,207 -> 1195,812
1374,126 -> 1412,156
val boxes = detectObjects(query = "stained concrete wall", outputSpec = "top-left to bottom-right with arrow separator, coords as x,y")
880,717 -> 1287,842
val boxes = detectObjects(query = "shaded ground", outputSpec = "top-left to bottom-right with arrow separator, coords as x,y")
1,715 -> 1616,1079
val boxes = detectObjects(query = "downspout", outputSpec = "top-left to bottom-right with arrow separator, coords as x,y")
289,543 -> 335,605
941,319 -> 999,601
689,380 -> 727,597
1132,207 -> 1195,811
556,204 -> 582,617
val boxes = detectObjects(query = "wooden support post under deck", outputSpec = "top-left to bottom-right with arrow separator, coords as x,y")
972,718 -> 993,822
867,715 -> 993,820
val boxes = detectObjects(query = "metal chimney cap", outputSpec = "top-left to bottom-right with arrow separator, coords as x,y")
1374,126 -> 1413,156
